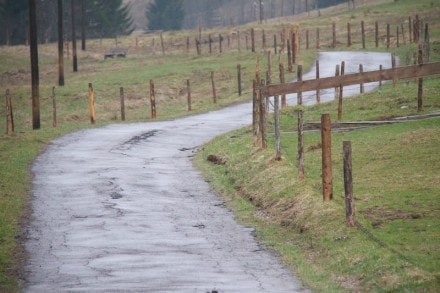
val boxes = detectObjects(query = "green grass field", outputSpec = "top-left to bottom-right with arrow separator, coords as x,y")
1,0 -> 439,291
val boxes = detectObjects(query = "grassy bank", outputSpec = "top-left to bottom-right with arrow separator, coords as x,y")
1,0 -> 439,290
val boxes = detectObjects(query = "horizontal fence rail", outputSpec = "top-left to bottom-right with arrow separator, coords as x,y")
263,62 -> 440,96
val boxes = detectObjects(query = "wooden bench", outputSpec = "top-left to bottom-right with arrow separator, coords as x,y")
104,48 -> 128,59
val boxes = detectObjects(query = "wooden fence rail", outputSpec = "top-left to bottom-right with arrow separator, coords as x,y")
263,62 -> 440,96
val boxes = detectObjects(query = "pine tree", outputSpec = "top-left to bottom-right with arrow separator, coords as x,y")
146,0 -> 184,31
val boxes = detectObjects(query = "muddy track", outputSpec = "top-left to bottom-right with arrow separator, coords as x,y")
23,52 -> 392,292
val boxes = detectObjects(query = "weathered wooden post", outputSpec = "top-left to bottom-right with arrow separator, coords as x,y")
306,29 -> 309,50
208,34 -> 212,53
386,23 -> 390,50
297,109 -> 304,180
316,27 -> 320,49
392,53 -> 397,88
287,40 -> 293,72
120,87 -> 125,121
253,79 -> 260,146
274,93 -> 281,160
259,79 -> 267,149
88,83 -> 96,124
274,34 -> 278,54
52,87 -> 57,127
30,0 -> 40,129
414,14 -> 420,43
160,33 -> 165,55
237,64 -> 242,96
149,80 -> 156,119
424,23 -> 430,62
267,51 -> 272,78
71,0 -> 78,72
332,22 -> 336,48
335,64 -> 340,101
262,29 -> 266,52
297,65 -> 303,105
401,23 -> 406,45
187,79 -> 192,111
5,89 -> 14,135
409,16 -> 413,43
219,34 -> 223,53
361,20 -> 366,49
57,0 -> 64,86
211,71 -> 217,104
321,114 -> 333,201
418,45 -> 424,112
316,59 -> 320,103
343,141 -> 355,227
195,38 -> 201,55
379,64 -> 383,89
338,61 -> 345,122
375,21 -> 379,48
279,62 -> 287,108
251,28 -> 256,53
396,26 -> 400,48
359,64 -> 364,94
291,33 -> 297,65
347,22 -> 352,47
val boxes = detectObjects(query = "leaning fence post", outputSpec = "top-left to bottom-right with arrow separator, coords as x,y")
88,83 -> 96,124
52,86 -> 57,127
343,141 -> 355,227
149,80 -> 157,119
5,89 -> 14,135
321,113 -> 333,201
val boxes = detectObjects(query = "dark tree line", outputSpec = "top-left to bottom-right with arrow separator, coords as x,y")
0,0 -> 133,45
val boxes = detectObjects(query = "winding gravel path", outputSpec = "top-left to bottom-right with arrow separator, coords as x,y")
23,52 -> 391,292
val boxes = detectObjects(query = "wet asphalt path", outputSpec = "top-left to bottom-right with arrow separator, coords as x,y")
23,52 -> 391,292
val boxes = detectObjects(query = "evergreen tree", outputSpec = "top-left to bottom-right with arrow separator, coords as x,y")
146,0 -> 184,31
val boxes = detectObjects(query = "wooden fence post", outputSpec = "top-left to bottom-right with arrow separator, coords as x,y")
274,93 -> 281,160
262,29 -> 266,52
279,62 -> 287,108
287,40 -> 293,72
219,34 -> 223,53
386,23 -> 390,50
375,21 -> 379,48
396,26 -> 400,48
186,37 -> 190,53
259,79 -> 267,149
409,16 -> 413,43
149,80 -> 157,119
332,22 -> 336,48
338,61 -> 345,122
297,65 -> 303,105
316,59 -> 320,103
392,53 -> 397,88
253,79 -> 260,146
211,71 -> 217,104
321,113 -> 333,201
316,27 -> 320,49
120,87 -> 125,121
401,22 -> 406,45
267,51 -> 272,77
237,64 -> 242,96
187,79 -> 192,111
306,29 -> 309,50
343,141 -> 355,227
52,87 -> 57,127
291,33 -> 296,65
297,109 -> 304,180
424,23 -> 430,62
379,64 -> 383,89
88,83 -> 96,124
160,33 -> 165,55
5,89 -> 14,135
237,30 -> 241,51
208,34 -> 212,53
359,64 -> 364,94
361,20 -> 366,49
418,45 -> 423,112
195,38 -> 201,55
274,34 -> 278,54
414,14 -> 420,43
335,64 -> 340,101
251,28 -> 255,53
347,22 -> 352,47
